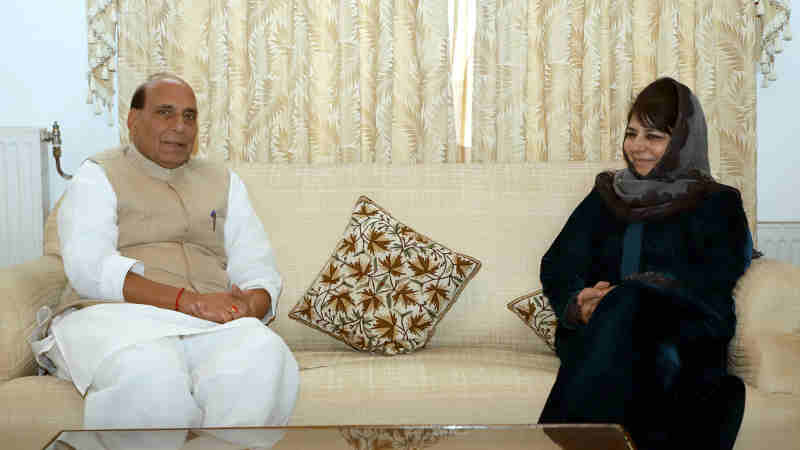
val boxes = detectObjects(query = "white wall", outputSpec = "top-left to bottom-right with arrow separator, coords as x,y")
757,29 -> 800,222
0,1 -> 118,210
0,1 -> 797,221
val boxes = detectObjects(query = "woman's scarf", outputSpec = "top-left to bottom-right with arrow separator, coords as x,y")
596,77 -> 722,222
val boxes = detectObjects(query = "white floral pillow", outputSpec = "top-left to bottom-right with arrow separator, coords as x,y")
289,196 -> 481,355
507,289 -> 557,351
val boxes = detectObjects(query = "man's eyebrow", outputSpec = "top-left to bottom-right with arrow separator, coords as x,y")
154,104 -> 197,115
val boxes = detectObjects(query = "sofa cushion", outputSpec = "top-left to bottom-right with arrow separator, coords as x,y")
288,196 -> 481,355
289,347 -> 559,425
43,197 -> 63,257
730,258 -> 800,394
734,383 -> 800,450
0,375 -> 83,450
506,289 -> 557,352
0,255 -> 68,383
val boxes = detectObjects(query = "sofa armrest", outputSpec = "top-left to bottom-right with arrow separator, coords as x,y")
0,255 -> 67,382
729,257 -> 800,394
742,332 -> 800,395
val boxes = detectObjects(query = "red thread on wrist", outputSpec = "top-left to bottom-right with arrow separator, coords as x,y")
175,288 -> 185,311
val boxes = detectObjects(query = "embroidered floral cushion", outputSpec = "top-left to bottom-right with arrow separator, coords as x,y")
288,196 -> 481,355
506,289 -> 557,351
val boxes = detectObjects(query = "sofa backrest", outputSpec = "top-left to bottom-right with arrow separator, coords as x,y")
40,162 -> 797,382
233,163 -> 624,354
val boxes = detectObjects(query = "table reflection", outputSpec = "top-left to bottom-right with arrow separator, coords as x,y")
45,424 -> 633,450
340,426 -> 461,450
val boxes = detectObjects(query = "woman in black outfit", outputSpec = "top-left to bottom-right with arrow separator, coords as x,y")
538,77 -> 750,450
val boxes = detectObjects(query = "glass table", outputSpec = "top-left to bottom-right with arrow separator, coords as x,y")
44,424 -> 635,449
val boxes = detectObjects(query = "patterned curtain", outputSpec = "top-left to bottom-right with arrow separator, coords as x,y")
112,0 -> 456,164
88,0 -> 792,222
470,0 -> 789,226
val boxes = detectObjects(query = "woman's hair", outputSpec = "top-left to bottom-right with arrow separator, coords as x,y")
627,77 -> 679,134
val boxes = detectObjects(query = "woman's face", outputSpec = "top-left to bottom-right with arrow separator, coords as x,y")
624,115 -> 671,177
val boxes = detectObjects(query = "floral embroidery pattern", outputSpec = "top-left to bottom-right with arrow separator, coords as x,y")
289,196 -> 481,355
340,427 -> 459,449
507,290 -> 557,351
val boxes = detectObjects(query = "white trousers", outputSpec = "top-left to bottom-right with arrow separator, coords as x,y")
45,309 -> 299,450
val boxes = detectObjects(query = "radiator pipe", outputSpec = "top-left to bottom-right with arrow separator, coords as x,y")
42,122 -> 73,180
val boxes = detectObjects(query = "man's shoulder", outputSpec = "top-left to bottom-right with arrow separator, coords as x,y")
87,145 -> 130,164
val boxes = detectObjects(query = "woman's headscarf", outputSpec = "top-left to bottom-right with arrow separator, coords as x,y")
596,77 -> 723,222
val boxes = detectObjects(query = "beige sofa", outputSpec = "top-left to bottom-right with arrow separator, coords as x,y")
1,163 -> 799,449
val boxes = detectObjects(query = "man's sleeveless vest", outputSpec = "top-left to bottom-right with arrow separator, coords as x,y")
90,145 -> 230,294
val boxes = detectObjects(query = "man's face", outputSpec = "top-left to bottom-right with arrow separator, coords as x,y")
127,79 -> 198,169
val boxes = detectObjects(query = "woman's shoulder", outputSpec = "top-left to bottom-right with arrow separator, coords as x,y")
698,183 -> 743,211
573,185 -> 610,214
688,183 -> 747,228
583,171 -> 627,219
558,185 -> 623,232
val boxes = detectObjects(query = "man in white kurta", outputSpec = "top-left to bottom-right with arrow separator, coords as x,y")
35,73 -> 298,449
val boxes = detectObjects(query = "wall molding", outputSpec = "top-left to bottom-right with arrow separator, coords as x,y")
757,221 -> 800,266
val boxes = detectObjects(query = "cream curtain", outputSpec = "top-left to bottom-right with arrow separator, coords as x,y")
470,0 -> 790,225
112,0 -> 456,164
88,0 -> 792,221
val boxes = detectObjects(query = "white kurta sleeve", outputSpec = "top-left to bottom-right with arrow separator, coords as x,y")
224,171 -> 283,323
57,162 -> 144,300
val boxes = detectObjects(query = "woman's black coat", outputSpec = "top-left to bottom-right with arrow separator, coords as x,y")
538,185 -> 749,448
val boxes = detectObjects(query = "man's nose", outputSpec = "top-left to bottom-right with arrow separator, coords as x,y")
172,117 -> 186,132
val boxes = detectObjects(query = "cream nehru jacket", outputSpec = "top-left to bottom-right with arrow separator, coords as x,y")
89,144 -> 231,294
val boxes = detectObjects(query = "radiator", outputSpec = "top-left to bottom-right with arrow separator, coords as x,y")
0,128 -> 50,269
757,222 -> 800,267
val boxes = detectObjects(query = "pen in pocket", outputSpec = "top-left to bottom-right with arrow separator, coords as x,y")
211,210 -> 217,232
